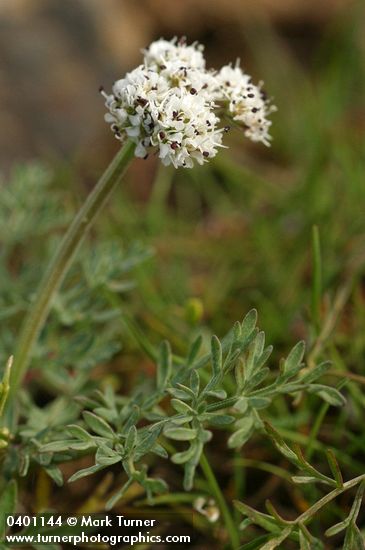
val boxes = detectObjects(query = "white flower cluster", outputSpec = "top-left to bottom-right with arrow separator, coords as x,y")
216,64 -> 277,146
102,37 -> 276,168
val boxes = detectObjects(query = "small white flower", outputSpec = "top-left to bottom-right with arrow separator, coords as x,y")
149,92 -> 224,168
102,37 -> 276,168
143,37 -> 206,71
194,496 -> 220,523
216,63 -> 277,146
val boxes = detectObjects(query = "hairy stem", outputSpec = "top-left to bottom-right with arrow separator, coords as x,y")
200,452 -> 241,549
9,141 -> 135,402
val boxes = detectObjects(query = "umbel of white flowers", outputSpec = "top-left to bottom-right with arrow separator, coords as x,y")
102,37 -> 276,168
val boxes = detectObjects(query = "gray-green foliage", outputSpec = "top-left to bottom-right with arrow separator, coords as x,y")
0,164 -> 153,383
234,424 -> 365,550
10,309 -> 344,511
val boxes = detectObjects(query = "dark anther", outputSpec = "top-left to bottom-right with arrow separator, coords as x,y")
203,151 -> 209,158
261,90 -> 268,100
172,111 -> 178,119
224,126 -> 231,133
98,85 -> 104,93
251,107 -> 258,113
190,88 -> 197,95
159,131 -> 166,139
170,142 -> 179,150
225,81 -> 230,86
247,93 -> 254,98
202,83 -> 208,89
206,120 -> 211,126
160,64 -> 167,70
136,97 -> 148,107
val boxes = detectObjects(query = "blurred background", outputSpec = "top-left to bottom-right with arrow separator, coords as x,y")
0,0 -> 358,167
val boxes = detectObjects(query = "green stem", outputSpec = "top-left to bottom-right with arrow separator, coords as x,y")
311,224 -> 322,335
296,474 -> 365,525
146,163 -> 173,232
0,357 -> 12,419
306,401 -> 329,462
200,452 -> 240,549
9,141 -> 135,402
